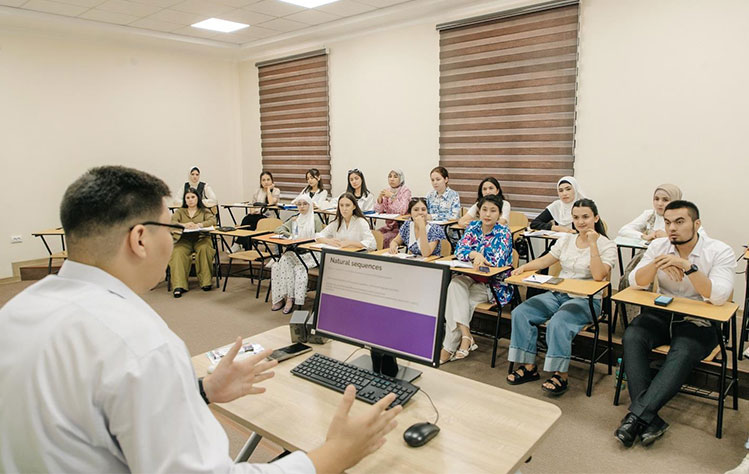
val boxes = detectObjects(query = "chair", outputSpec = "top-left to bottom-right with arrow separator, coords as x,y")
509,211 -> 528,228
372,229 -> 384,250
439,239 -> 452,257
222,218 -> 281,297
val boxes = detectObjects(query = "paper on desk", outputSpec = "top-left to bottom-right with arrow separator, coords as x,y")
435,260 -> 474,269
428,220 -> 450,225
615,236 -> 649,248
523,274 -> 555,284
183,226 -> 215,233
268,234 -> 287,239
370,213 -> 401,219
523,230 -> 566,238
206,342 -> 265,365
381,252 -> 424,260
309,243 -> 339,250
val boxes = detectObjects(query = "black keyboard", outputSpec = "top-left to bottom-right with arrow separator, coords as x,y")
291,353 -> 419,408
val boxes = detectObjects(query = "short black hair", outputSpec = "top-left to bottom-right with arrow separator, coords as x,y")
665,200 -> 700,221
477,194 -> 504,215
60,166 -> 170,241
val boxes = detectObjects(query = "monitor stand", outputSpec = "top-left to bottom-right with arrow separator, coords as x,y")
349,350 -> 422,383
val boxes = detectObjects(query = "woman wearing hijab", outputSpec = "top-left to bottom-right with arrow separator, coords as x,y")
530,176 -> 587,232
618,184 -> 683,241
269,195 -> 324,314
175,166 -> 217,208
374,169 -> 412,247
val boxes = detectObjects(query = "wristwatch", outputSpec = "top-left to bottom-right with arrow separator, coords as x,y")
684,263 -> 698,275
198,377 -> 210,404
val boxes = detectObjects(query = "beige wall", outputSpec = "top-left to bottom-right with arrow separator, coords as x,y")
1,28 -> 243,278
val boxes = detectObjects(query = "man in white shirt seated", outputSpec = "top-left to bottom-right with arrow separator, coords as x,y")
0,166 -> 401,473
614,200 -> 735,448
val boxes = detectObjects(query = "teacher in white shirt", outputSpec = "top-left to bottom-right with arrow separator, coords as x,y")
614,200 -> 735,449
0,166 -> 400,474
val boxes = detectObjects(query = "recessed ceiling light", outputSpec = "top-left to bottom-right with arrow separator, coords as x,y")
279,0 -> 341,8
191,18 -> 249,33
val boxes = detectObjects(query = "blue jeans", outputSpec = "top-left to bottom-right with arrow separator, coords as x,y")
508,292 -> 600,373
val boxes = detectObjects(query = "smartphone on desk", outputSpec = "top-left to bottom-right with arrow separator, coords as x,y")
654,295 -> 674,307
478,266 -> 491,273
268,343 -> 312,362
546,277 -> 564,285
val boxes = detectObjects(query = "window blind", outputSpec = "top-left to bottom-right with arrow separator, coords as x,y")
258,50 -> 330,200
438,3 -> 579,212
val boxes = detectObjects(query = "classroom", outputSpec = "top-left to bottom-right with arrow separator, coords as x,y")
1,0 -> 749,472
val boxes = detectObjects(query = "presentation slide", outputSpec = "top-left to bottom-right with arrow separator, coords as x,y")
316,253 -> 444,360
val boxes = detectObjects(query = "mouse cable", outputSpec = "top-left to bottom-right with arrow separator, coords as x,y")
418,387 -> 439,425
343,347 -> 363,363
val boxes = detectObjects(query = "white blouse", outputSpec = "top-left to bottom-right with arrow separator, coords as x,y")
618,209 -> 708,239
316,215 -> 377,250
549,233 -> 617,295
466,200 -> 512,222
329,192 -> 375,212
296,188 -> 329,206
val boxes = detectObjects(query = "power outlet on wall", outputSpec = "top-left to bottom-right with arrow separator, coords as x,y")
10,235 -> 22,244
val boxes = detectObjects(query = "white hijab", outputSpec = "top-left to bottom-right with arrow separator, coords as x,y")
546,176 -> 587,226
293,195 -> 316,238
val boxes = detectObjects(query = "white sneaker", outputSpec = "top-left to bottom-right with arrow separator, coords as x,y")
230,243 -> 242,253
726,453 -> 749,474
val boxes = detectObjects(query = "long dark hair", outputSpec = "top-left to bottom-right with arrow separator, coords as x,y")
334,192 -> 369,230
302,168 -> 324,194
407,197 -> 428,215
476,177 -> 505,206
572,198 -> 607,237
346,169 -> 370,198
476,194 -> 504,218
182,187 -> 205,209
259,171 -> 274,185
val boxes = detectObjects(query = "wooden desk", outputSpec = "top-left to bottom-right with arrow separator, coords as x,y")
368,248 -> 441,263
222,204 -> 284,224
505,271 -> 612,396
611,287 -> 739,438
32,227 -> 66,274
253,234 -> 317,269
434,256 -> 511,278
192,326 -> 561,474
314,209 -> 337,224
522,231 -> 562,260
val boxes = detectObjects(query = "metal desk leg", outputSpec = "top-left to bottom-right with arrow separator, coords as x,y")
525,236 -> 535,260
739,260 -> 749,359
586,295 -> 599,397
617,247 -> 624,277
234,432 -> 263,463
731,313 -> 739,410
227,208 -> 238,225
716,320 -> 727,439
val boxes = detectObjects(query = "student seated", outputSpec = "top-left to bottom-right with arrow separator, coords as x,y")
169,188 -> 217,297
344,169 -> 375,212
439,195 -> 513,364
618,184 -> 683,242
375,169 -> 412,247
296,168 -> 329,207
615,200 -> 735,448
174,166 -> 217,208
316,192 -> 377,251
270,195 -> 324,314
238,171 -> 281,247
388,197 -> 445,257
458,177 -> 511,227
426,166 -> 461,221
507,199 -> 616,395
530,176 -> 587,232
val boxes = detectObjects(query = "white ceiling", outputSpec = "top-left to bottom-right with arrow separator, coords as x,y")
0,0 -> 415,45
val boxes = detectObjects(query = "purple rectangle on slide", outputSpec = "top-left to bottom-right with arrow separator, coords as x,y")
318,293 -> 437,360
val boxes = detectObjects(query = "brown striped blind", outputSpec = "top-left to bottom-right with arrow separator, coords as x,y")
438,3 -> 579,212
258,51 -> 330,200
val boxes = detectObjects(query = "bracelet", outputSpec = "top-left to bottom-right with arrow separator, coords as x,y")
198,377 -> 210,404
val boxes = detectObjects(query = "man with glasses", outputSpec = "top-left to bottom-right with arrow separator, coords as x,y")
0,166 -> 401,473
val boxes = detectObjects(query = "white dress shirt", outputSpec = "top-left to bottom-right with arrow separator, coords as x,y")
0,261 -> 314,474
628,234 -> 735,306
549,233 -> 617,298
316,216 -> 377,250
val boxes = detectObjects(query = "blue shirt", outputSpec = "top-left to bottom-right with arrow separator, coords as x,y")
426,187 -> 461,221
398,221 -> 447,256
455,221 -> 514,305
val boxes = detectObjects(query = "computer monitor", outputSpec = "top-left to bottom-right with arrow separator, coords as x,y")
311,249 -> 450,382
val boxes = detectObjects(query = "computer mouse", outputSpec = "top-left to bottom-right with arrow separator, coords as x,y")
403,422 -> 440,447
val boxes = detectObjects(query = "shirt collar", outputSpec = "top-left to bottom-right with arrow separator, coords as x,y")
665,234 -> 703,258
57,260 -> 151,309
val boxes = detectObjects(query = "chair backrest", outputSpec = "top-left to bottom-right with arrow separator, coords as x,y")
440,239 -> 452,257
460,207 -> 470,217
512,249 -> 519,269
509,211 -> 528,228
372,229 -> 384,250
256,217 -> 282,232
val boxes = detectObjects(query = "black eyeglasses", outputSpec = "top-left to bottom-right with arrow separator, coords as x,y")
131,221 -> 185,236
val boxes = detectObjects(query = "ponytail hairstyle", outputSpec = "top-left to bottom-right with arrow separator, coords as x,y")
334,192 -> 369,231
430,166 -> 449,180
572,198 -> 607,237
476,177 -> 505,206
303,168 -> 324,194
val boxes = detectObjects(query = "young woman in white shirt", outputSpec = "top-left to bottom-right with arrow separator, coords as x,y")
297,168 -> 329,207
457,177 -> 511,227
506,198 -> 616,395
316,192 -> 377,250
618,184 -> 682,241
345,169 -> 375,212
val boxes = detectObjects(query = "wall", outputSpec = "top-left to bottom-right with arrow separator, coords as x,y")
0,27 -> 243,278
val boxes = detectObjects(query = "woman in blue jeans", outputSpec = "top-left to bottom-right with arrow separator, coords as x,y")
506,199 -> 616,395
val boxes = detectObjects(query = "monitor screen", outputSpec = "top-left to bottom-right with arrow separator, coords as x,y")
312,250 -> 449,366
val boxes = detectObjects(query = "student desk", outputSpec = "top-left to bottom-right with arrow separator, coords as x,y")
298,242 -> 366,268
32,227 -> 67,274
313,208 -> 336,225
522,231 -> 562,260
191,326 -> 561,474
739,250 -> 749,359
504,271 -> 612,396
435,256 -> 512,367
253,235 -> 317,270
613,237 -> 649,277
368,248 -> 441,263
222,204 -> 283,224
209,227 -> 271,251
611,287 -> 739,438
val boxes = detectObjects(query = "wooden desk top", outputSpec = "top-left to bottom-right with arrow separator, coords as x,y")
368,248 -> 441,262
253,235 -> 316,247
210,229 -> 271,238
613,287 -> 738,322
298,242 -> 366,253
223,203 -> 283,210
32,227 -> 65,236
192,327 -> 561,474
505,271 -> 609,297
449,224 -> 525,235
434,256 -> 511,277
